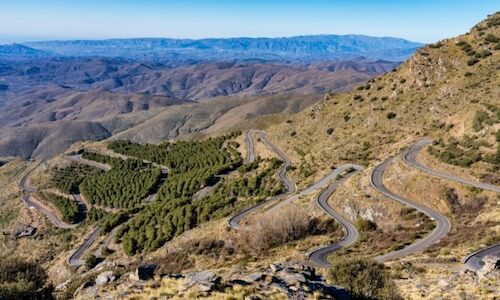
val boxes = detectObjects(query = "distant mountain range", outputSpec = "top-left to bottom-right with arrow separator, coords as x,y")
0,43 -> 54,59
0,34 -> 423,159
0,35 -> 423,62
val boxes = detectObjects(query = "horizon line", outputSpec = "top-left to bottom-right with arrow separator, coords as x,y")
1,33 -> 428,46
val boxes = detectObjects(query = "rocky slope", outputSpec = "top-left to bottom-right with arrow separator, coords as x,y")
262,12 -> 500,299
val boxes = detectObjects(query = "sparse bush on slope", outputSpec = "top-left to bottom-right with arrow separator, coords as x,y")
328,257 -> 401,300
0,258 -> 53,300
239,207 -> 339,253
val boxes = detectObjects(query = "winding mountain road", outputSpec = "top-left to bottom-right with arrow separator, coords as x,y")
462,243 -> 500,271
65,152 -> 168,267
67,227 -> 101,266
267,164 -> 364,215
258,131 -> 296,193
371,155 -> 452,263
228,130 -> 295,229
308,164 -> 363,267
19,166 -> 77,229
403,139 -> 500,193
63,154 -> 111,266
62,154 -> 111,171
403,139 -> 500,270
22,194 -> 77,229
245,130 -> 256,164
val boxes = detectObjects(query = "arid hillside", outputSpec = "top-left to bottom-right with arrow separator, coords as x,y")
0,59 -> 399,159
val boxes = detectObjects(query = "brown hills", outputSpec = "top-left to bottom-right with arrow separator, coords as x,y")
0,58 -> 399,159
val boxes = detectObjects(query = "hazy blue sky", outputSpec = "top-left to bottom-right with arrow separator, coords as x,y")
0,0 -> 498,44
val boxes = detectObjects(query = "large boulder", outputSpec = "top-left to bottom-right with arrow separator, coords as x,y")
278,268 -> 306,286
181,270 -> 221,292
478,255 -> 499,279
95,271 -> 115,285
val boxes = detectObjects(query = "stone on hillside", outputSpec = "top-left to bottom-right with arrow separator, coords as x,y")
96,271 -> 115,285
181,270 -> 220,292
279,270 -> 306,286
244,272 -> 269,283
270,263 -> 282,273
478,255 -> 499,279
11,225 -> 36,239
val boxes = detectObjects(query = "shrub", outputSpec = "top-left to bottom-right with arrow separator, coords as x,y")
467,58 -> 479,66
472,110 -> 489,131
353,95 -> 363,101
428,42 -> 443,48
466,50 -> 476,57
485,33 -> 499,43
386,112 -> 397,119
101,247 -> 113,257
428,137 -> 483,167
328,257 -> 401,300
326,128 -> 334,135
399,207 -> 417,220
483,145 -> 500,166
0,258 -> 53,299
84,254 -> 100,269
477,50 -> 492,58
399,78 -> 406,84
355,217 -> 377,232
239,208 -> 334,253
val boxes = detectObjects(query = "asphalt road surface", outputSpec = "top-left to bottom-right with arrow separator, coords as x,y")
462,243 -> 500,271
258,131 -> 296,193
245,130 -> 256,164
403,139 -> 500,270
308,164 -> 363,267
267,164 -> 362,215
62,154 -> 111,171
228,130 -> 295,229
67,227 -> 101,266
19,166 -> 77,229
403,139 -> 500,193
371,155 -> 451,263
23,194 -> 77,229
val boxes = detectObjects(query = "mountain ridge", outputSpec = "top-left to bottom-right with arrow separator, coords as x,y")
21,35 -> 422,62
0,43 -> 54,59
